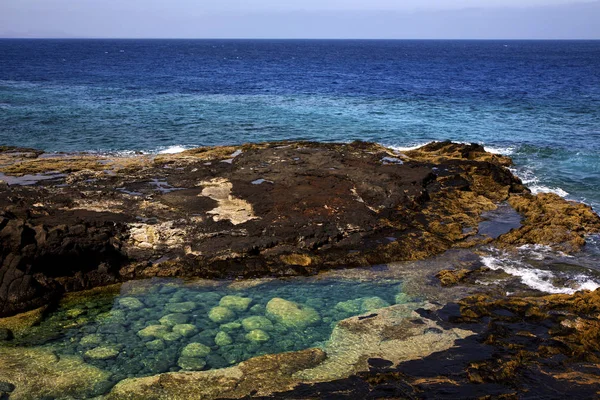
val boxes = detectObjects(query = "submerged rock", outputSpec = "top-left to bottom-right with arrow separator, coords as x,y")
219,295 -> 252,312
335,299 -> 362,314
215,331 -> 233,346
208,306 -> 236,323
394,292 -> 412,304
118,297 -> 144,310
172,324 -> 198,337
0,307 -> 46,338
245,329 -> 271,343
159,313 -> 189,327
360,297 -> 390,312
266,298 -> 321,329
84,346 -> 120,361
181,343 -> 211,358
177,356 -> 207,371
161,331 -> 182,342
145,339 -> 165,351
0,347 -> 111,399
65,308 -> 85,318
220,321 -> 243,331
79,333 -> 103,347
96,309 -> 127,324
137,325 -> 169,340
334,296 -> 391,314
241,316 -> 274,332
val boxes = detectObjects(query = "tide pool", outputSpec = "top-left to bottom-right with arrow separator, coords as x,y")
4,276 -> 408,395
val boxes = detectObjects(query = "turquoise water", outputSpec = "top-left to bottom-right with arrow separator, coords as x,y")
11,277 -> 405,385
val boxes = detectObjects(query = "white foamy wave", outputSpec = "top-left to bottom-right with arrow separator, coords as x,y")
484,145 -> 515,155
480,255 -> 599,294
386,142 -> 433,152
529,185 -> 569,197
518,244 -> 574,259
158,145 -> 189,154
386,141 -> 513,155
509,167 -> 537,186
575,277 -> 600,292
517,244 -> 553,260
112,150 -> 149,156
508,166 -> 569,198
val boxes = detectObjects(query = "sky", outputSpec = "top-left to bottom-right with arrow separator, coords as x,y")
1,0 -> 599,39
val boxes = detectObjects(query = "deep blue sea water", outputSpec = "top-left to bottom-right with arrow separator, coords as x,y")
1,39 -> 599,208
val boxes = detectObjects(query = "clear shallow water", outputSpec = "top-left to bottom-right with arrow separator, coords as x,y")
0,40 -> 599,209
11,277 -> 405,386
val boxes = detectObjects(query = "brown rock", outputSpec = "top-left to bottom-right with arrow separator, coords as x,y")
499,192 -> 600,252
436,269 -> 472,286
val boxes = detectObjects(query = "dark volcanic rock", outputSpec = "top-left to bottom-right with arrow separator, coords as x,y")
0,210 -> 127,316
0,141 -> 597,317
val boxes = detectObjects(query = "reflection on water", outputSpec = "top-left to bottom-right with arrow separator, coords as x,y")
10,277 -> 406,385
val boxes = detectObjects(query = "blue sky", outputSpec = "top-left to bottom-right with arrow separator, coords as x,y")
1,0 -> 599,39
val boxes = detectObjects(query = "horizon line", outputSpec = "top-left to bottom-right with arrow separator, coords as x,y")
1,37 -> 600,41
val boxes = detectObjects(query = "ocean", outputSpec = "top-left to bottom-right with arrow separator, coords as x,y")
1,39 -> 599,210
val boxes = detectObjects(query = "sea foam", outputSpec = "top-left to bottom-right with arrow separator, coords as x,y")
480,254 -> 599,295
529,185 -> 569,197
386,142 -> 433,152
158,145 -> 189,154
484,145 -> 515,155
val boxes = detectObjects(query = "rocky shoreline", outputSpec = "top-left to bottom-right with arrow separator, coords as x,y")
1,141 -> 599,399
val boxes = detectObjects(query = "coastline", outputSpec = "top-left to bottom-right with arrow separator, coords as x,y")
1,140 -> 600,398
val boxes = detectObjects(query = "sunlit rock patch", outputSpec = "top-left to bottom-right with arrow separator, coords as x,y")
199,177 -> 258,225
